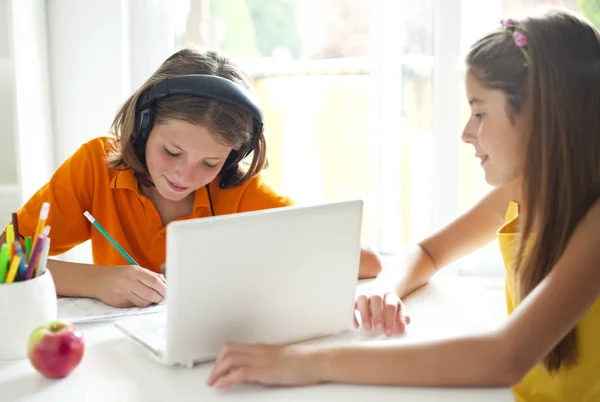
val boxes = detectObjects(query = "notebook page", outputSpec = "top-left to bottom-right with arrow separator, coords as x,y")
57,297 -> 166,323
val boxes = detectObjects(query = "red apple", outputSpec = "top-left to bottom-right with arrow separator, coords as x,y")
27,320 -> 85,378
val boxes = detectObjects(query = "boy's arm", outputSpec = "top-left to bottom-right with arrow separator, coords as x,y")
0,232 -> 165,306
357,240 -> 382,279
45,258 -> 105,298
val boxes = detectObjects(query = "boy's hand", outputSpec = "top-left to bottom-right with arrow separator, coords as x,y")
95,265 -> 166,307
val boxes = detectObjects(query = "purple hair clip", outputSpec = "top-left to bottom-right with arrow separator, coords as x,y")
500,18 -> 529,66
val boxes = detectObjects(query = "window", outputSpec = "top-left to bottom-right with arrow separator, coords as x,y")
171,0 -> 595,276
172,0 -> 387,246
172,0 -> 435,252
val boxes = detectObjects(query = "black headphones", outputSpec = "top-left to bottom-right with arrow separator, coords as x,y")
133,74 -> 264,189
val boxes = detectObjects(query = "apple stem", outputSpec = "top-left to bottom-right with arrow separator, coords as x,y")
49,322 -> 65,332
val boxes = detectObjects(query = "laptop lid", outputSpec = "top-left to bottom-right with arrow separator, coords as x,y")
163,199 -> 363,366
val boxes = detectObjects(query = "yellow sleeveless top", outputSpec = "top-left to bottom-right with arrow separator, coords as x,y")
498,202 -> 600,402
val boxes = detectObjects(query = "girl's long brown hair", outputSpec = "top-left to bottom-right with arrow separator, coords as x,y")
466,9 -> 600,372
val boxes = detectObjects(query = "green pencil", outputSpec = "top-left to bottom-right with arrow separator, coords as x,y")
25,236 -> 32,261
0,244 -> 8,283
83,211 -> 139,266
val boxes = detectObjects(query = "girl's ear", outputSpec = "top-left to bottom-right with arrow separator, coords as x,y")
511,108 -> 525,129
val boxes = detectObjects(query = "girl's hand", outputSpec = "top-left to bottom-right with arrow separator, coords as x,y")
95,264 -> 167,307
354,286 -> 410,336
207,343 -> 324,389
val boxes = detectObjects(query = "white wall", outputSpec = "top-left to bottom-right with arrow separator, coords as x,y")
0,0 -> 54,221
46,0 -> 174,165
47,0 -> 130,165
11,0 -> 55,200
128,0 -> 174,90
0,0 -> 19,221
431,0 -> 462,232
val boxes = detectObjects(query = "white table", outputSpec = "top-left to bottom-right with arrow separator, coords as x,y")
0,277 -> 515,402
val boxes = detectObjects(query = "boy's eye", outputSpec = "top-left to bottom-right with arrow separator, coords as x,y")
474,112 -> 485,119
164,147 -> 181,158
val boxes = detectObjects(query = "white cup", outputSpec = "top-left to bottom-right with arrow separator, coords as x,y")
0,270 -> 57,360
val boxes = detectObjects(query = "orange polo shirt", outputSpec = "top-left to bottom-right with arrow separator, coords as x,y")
14,136 -> 294,273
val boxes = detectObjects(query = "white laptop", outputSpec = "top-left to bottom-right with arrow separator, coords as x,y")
115,199 -> 363,367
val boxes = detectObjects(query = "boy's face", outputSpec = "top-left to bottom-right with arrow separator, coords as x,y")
462,71 -> 523,187
144,119 -> 233,202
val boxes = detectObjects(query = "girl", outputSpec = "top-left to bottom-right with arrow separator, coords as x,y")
1,48 -> 382,308
206,9 -> 600,401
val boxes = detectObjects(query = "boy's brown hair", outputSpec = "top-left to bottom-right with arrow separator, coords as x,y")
106,48 -> 267,187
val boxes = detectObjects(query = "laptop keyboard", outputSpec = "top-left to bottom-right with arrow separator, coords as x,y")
117,314 -> 168,353
143,325 -> 167,339
137,326 -> 168,353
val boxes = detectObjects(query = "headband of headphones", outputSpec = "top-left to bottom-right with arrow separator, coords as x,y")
134,74 -> 264,189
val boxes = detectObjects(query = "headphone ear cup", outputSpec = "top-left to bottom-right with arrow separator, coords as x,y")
219,169 -> 235,189
137,108 -> 152,140
235,122 -> 261,162
218,122 -> 262,189
222,149 -> 240,170
133,108 -> 153,164
219,150 -> 240,189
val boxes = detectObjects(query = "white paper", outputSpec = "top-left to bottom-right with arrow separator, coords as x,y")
57,297 -> 166,324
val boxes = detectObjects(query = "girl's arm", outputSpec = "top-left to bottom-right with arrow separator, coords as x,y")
319,198 -> 600,386
354,181 -> 518,335
207,197 -> 600,388
388,180 -> 518,298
